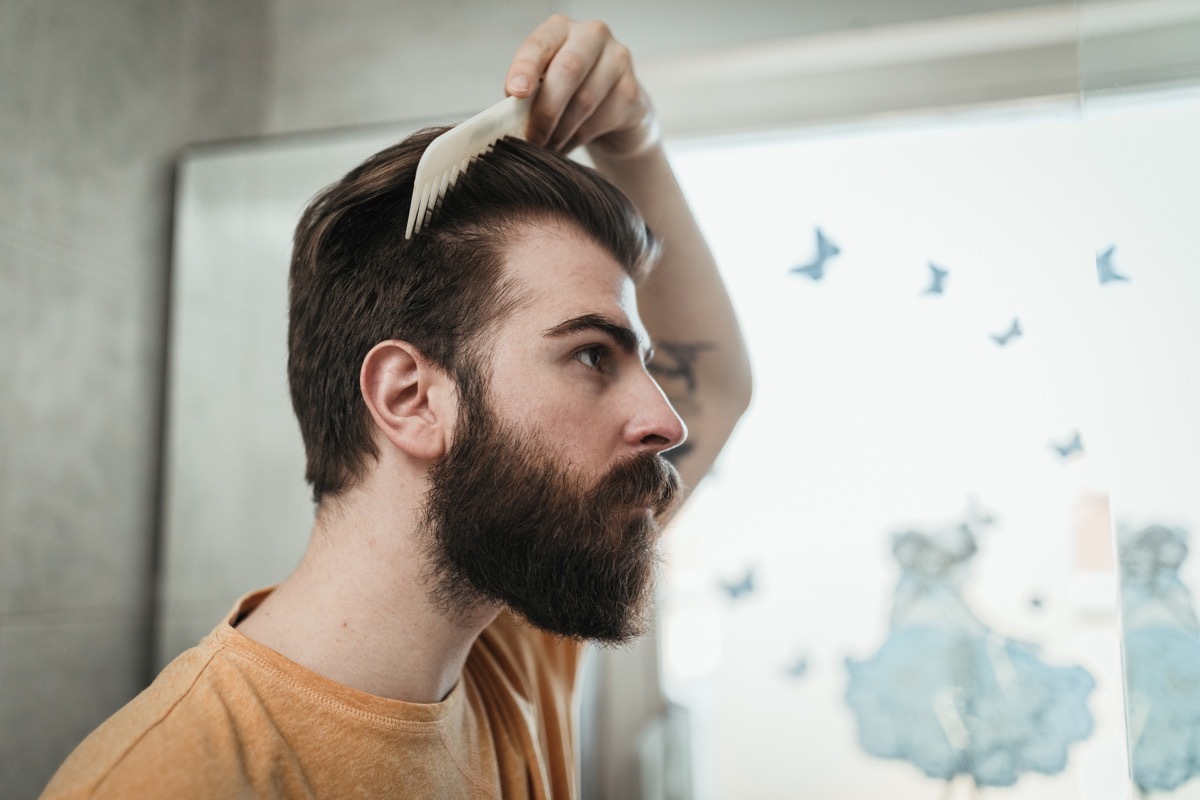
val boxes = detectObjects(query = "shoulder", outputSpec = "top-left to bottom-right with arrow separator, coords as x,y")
40,631 -> 265,799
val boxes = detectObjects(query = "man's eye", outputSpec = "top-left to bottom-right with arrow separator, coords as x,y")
574,345 -> 611,371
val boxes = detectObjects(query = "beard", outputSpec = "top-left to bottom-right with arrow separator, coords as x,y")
420,367 -> 682,644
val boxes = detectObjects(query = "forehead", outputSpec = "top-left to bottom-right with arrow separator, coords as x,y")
499,219 -> 645,335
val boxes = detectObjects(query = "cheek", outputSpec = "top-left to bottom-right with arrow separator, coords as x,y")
520,390 -> 598,435
488,351 -> 626,460
512,385 -> 622,462
495,354 -> 593,422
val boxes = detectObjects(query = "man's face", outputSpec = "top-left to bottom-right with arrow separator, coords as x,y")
421,219 -> 687,642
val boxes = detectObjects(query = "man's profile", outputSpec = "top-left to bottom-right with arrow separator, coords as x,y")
41,15 -> 751,798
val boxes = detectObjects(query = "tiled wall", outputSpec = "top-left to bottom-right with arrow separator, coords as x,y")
261,0 -> 557,135
0,1 -> 266,795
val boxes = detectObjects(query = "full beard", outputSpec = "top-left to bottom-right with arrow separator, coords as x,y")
420,370 -> 682,644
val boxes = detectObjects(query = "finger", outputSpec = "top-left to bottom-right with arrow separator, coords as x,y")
559,84 -> 627,154
562,72 -> 655,156
526,21 -> 608,147
505,14 -> 570,98
546,38 -> 630,152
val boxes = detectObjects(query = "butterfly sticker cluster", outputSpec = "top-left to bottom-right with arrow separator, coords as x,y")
782,227 -> 1135,467
710,230 -> 1135,685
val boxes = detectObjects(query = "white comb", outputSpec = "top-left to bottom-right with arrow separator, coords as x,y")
405,94 -> 534,239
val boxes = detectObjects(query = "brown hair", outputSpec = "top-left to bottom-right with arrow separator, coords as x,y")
288,127 -> 658,503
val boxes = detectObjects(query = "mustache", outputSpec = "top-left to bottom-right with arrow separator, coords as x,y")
588,452 -> 682,520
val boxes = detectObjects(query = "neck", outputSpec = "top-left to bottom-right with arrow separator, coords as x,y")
236,471 -> 498,704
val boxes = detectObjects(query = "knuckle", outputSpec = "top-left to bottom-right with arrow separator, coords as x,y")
613,44 -> 632,69
585,19 -> 611,39
615,73 -> 640,103
526,33 -> 555,55
573,86 -> 599,114
555,51 -> 587,80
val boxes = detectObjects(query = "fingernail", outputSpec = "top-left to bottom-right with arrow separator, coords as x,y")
509,75 -> 530,94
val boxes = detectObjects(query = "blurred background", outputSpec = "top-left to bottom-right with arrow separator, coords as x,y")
2,1 -> 1199,798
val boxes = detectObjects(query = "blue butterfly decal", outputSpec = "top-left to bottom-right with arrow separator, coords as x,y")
719,566 -> 756,600
784,653 -> 810,680
789,227 -> 840,281
990,317 -> 1023,347
923,262 -> 949,295
1096,245 -> 1130,285
1050,430 -> 1084,459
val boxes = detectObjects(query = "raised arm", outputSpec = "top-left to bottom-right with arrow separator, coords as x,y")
505,15 -> 753,491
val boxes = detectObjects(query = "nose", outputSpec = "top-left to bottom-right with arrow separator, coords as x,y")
624,372 -> 688,455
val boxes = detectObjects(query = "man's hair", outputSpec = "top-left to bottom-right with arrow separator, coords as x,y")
289,127 -> 659,504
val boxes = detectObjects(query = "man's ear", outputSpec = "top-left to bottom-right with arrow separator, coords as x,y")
360,340 -> 455,462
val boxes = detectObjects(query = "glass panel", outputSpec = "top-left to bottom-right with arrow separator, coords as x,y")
1078,3 -> 1200,798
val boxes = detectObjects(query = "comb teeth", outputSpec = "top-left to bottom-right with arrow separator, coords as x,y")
405,95 -> 533,239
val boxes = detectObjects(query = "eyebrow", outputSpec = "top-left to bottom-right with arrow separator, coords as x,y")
543,313 -> 655,363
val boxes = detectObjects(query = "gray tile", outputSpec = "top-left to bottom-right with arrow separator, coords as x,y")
1080,20 -> 1200,97
0,0 -> 39,236
23,0 -> 183,282
263,0 -> 542,133
1,251 -> 159,616
155,603 -> 226,670
177,0 -> 268,144
0,613 -> 147,800
0,248 -> 18,540
561,0 -> 1066,56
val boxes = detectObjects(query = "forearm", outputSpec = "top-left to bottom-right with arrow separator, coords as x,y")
589,142 -> 753,488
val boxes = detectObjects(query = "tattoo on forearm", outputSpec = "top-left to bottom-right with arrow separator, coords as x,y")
648,341 -> 714,396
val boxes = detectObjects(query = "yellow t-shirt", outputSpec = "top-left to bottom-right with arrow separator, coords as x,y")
41,589 -> 584,799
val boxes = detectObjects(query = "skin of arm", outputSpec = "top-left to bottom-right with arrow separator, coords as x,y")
505,15 -> 753,492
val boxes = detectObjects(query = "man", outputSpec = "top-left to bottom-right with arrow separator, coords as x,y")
42,15 -> 750,798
